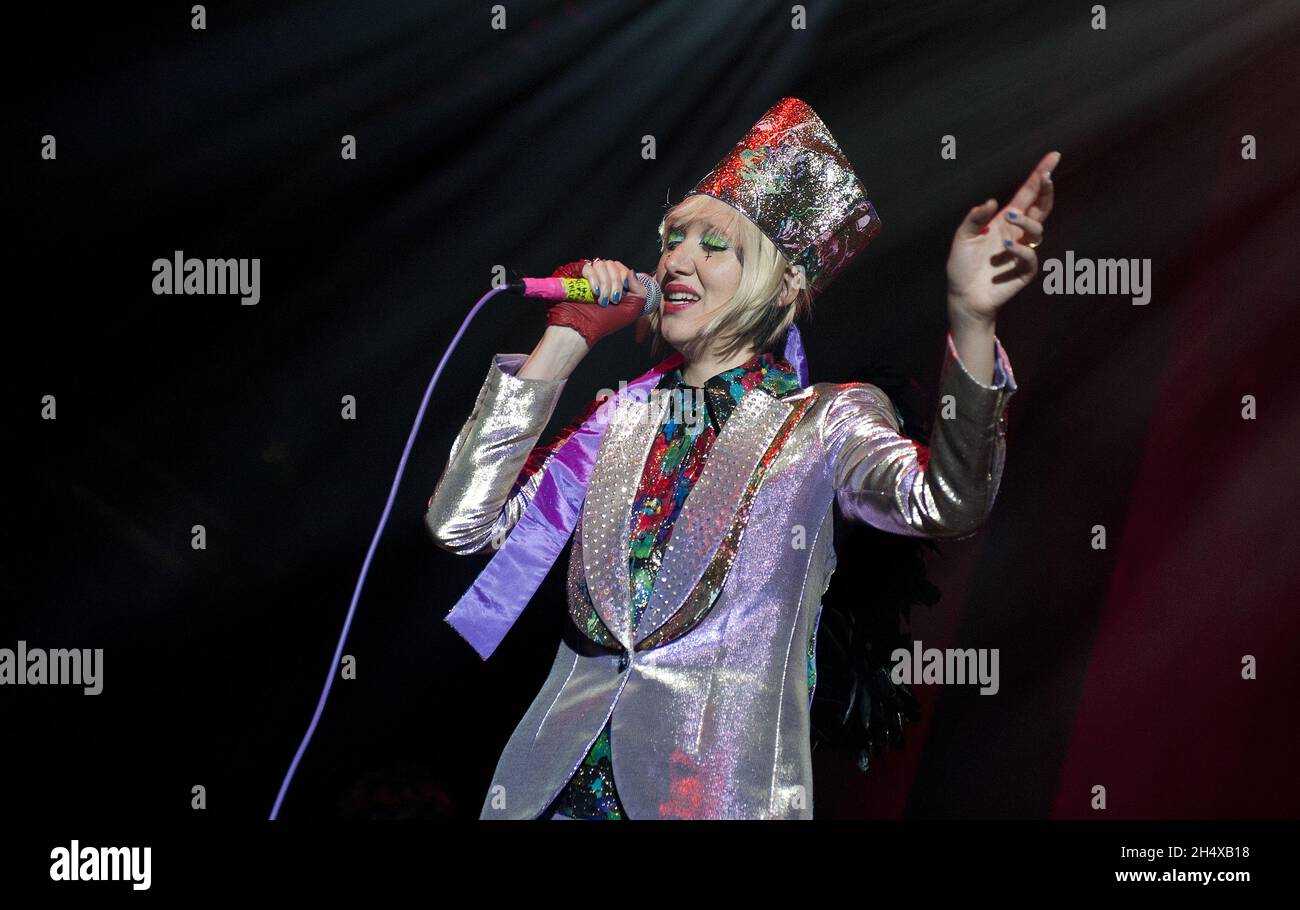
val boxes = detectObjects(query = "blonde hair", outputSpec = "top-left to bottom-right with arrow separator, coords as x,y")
646,194 -> 814,363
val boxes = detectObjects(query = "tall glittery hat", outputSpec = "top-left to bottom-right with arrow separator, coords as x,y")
687,97 -> 881,298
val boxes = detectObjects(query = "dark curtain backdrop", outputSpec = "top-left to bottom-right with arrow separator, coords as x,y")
7,0 -> 1298,820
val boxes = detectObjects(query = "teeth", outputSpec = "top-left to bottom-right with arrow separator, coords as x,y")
666,293 -> 700,302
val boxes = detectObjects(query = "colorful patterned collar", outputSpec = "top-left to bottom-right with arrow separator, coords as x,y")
655,350 -> 803,435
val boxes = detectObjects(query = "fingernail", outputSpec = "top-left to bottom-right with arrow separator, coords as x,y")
601,294 -> 609,306
613,291 -> 621,303
1044,170 -> 1052,183
1007,210 -> 1017,220
623,277 -> 630,290
1004,239 -> 1013,248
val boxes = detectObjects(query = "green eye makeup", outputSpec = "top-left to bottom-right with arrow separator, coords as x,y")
663,225 -> 732,253
701,230 -> 730,251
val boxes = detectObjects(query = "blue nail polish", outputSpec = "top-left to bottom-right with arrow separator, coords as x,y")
613,291 -> 620,303
1007,211 -> 1017,220
601,294 -> 609,306
594,285 -> 600,296
1004,239 -> 1013,248
623,277 -> 630,290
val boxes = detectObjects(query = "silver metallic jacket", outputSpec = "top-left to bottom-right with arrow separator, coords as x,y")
427,333 -> 1017,819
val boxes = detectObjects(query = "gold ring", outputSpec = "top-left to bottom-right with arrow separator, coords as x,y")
1026,239 -> 1042,249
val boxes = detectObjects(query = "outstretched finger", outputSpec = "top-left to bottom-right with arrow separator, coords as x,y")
1008,151 -> 1059,221
1026,151 -> 1060,222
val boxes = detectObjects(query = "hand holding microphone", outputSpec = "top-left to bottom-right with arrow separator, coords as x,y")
509,258 -> 660,351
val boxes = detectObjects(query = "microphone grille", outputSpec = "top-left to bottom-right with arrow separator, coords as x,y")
634,272 -> 662,317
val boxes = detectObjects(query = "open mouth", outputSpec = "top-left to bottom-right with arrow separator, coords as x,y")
663,287 -> 701,313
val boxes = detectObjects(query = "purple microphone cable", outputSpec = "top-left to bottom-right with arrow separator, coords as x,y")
268,272 -> 659,818
267,284 -> 504,820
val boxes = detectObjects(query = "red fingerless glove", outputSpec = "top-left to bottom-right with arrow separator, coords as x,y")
543,260 -> 644,350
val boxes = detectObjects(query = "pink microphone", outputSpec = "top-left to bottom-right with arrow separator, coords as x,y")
506,272 -> 662,317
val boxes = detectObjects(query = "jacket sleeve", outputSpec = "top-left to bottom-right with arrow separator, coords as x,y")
820,330 -> 1018,540
424,261 -> 598,556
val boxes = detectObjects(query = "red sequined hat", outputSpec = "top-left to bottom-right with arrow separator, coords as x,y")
687,97 -> 881,298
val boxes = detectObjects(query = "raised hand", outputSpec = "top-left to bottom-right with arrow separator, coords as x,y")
946,151 -> 1060,324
